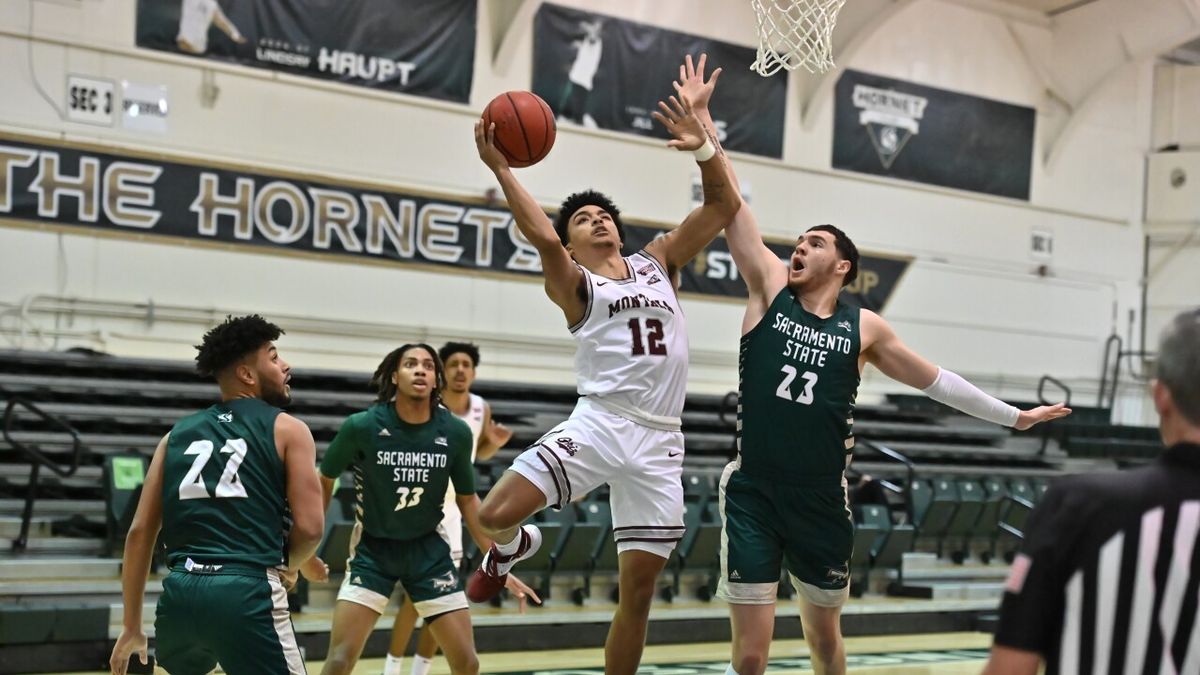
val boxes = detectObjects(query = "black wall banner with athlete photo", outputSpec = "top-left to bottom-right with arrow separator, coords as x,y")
135,0 -> 476,103
0,136 -> 909,310
531,3 -> 786,159
832,69 -> 1035,200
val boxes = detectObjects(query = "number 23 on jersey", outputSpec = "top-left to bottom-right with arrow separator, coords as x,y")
776,365 -> 819,405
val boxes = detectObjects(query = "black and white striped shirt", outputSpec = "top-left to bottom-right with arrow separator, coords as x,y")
994,443 -> 1200,674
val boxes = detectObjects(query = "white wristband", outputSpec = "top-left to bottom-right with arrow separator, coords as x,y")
693,138 -> 716,162
921,367 -> 1020,427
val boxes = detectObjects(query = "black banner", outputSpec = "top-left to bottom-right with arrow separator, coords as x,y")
135,0 -> 476,103
532,4 -> 785,159
0,137 -> 907,310
832,70 -> 1034,200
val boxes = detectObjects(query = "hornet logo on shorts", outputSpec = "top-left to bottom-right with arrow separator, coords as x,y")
825,565 -> 850,583
555,437 -> 581,457
851,84 -> 928,169
432,570 -> 457,592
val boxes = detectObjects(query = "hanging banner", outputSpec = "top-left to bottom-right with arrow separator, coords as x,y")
531,3 -> 786,159
0,136 -> 908,311
833,69 -> 1035,200
135,0 -> 476,103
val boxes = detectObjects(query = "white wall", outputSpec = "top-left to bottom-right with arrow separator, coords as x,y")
0,0 -> 1160,406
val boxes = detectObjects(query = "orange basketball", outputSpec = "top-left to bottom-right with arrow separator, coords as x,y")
481,91 -> 556,168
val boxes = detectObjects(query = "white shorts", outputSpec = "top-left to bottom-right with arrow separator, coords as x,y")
508,398 -> 685,558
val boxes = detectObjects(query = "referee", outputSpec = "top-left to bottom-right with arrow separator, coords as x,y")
984,308 -> 1200,675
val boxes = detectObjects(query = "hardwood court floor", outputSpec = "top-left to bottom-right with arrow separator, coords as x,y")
82,631 -> 993,674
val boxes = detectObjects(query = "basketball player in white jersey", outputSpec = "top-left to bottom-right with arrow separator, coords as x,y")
469,79 -> 740,672
176,0 -> 246,55
384,342 -> 514,675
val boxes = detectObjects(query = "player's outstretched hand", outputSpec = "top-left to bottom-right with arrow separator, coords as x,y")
652,93 -> 706,152
110,628 -> 148,675
301,555 -> 330,583
474,120 -> 510,173
673,53 -> 722,113
484,419 -> 513,448
1014,402 -> 1072,431
505,573 -> 542,613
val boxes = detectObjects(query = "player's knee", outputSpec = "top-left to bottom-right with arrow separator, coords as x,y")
476,500 -> 516,534
321,649 -> 355,675
805,627 -> 843,662
616,575 -> 657,614
446,651 -> 479,675
732,652 -> 768,675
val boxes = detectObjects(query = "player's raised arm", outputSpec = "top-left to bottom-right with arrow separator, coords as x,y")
475,120 -> 584,320
861,310 -> 1072,430
674,54 -> 786,310
644,91 -> 741,274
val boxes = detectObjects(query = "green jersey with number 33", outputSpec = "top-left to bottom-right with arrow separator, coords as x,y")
320,404 -> 474,541
160,398 -> 290,568
737,289 -> 861,484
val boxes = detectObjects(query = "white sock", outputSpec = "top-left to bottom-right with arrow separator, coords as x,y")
494,530 -> 522,556
410,655 -> 434,675
725,665 -> 738,675
383,653 -> 404,675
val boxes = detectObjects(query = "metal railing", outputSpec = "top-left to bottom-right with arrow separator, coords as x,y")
1036,374 -> 1072,456
3,397 -> 84,552
858,440 -> 916,524
1097,333 -> 1156,411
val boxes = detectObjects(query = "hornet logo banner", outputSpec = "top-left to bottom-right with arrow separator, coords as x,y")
833,69 -> 1034,200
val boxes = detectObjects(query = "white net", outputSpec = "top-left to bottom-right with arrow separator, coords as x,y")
750,0 -> 847,76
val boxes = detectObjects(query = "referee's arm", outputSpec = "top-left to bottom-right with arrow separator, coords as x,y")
983,485 -> 1071,674
982,645 -> 1040,675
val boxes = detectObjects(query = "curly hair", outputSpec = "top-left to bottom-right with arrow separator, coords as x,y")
553,189 -> 625,248
370,344 -> 446,415
194,315 -> 284,379
439,341 -> 480,368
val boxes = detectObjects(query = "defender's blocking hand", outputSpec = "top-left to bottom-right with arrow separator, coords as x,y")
652,93 -> 706,152
673,53 -> 722,112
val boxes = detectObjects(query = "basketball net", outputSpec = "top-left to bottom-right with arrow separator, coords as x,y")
750,0 -> 847,76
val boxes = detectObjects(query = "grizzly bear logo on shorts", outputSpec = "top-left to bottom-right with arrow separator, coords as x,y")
555,437 -> 581,456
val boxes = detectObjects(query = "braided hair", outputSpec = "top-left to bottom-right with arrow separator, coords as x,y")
369,343 -> 446,415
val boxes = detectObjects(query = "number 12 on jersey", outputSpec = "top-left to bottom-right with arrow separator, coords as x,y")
776,365 -> 818,405
628,318 -> 667,356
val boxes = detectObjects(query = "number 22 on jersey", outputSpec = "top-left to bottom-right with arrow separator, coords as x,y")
178,438 -> 249,500
776,365 -> 819,405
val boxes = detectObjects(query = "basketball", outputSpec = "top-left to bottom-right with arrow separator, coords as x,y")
481,91 -> 556,168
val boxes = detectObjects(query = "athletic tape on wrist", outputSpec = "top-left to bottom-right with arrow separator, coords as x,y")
693,139 -> 717,162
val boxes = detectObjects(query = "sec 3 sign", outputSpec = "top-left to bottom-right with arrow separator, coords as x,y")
66,75 -> 115,126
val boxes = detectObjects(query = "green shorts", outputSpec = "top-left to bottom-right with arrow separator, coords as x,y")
715,461 -> 853,608
337,524 -> 467,618
155,564 -> 305,675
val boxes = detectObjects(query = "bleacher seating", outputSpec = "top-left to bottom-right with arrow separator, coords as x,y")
0,347 -> 1162,626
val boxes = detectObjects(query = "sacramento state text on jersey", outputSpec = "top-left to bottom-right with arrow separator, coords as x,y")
375,450 -> 449,483
738,291 -> 861,484
772,312 -> 855,367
